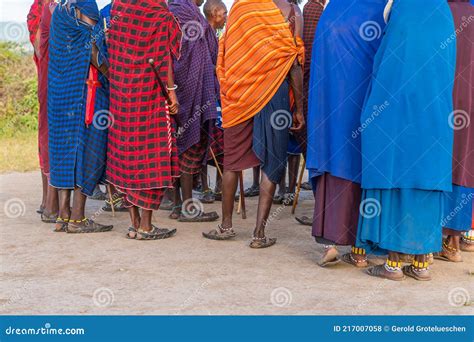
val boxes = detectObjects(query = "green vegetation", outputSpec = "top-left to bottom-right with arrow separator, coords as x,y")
0,42 -> 39,172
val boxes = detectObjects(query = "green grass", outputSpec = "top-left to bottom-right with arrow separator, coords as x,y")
0,42 -> 40,172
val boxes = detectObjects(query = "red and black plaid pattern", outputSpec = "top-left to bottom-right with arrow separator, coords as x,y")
208,125 -> 224,166
179,134 -> 208,175
118,187 -> 166,211
298,0 -> 325,154
106,0 -> 182,210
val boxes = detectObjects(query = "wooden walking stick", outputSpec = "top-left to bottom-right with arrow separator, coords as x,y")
106,184 -> 115,217
209,147 -> 223,178
238,171 -> 247,219
291,154 -> 306,215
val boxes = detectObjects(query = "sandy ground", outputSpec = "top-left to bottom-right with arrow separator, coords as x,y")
0,171 -> 473,315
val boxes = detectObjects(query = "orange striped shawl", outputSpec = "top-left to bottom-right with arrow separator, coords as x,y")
217,0 -> 305,128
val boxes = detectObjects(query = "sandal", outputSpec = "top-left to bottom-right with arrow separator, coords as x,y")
434,243 -> 463,262
202,225 -> 236,240
67,218 -> 113,234
126,227 -> 137,239
178,211 -> 219,222
295,215 -> 313,226
301,182 -> 312,191
54,217 -> 69,232
460,239 -> 474,252
168,206 -> 182,220
36,205 -> 45,214
272,194 -> 284,205
199,189 -> 215,204
318,247 -> 340,267
282,193 -> 295,206
41,211 -> 58,224
135,225 -> 177,240
366,264 -> 405,281
402,265 -> 431,281
341,252 -> 368,268
243,185 -> 259,197
249,236 -> 277,249
214,191 -> 222,202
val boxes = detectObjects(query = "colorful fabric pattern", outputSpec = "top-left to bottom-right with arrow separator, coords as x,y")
169,0 -> 219,155
48,0 -> 109,196
217,0 -> 304,128
106,0 -> 181,210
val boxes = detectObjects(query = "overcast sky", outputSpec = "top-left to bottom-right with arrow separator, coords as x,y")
1,0 -> 240,22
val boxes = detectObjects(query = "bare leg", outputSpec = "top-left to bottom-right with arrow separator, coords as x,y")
201,166 -> 209,192
58,189 -> 71,220
214,166 -> 222,193
128,206 -> 141,230
252,166 -> 261,187
221,170 -> 239,229
253,172 -> 276,238
140,209 -> 153,231
40,172 -> 48,210
180,173 -> 194,203
288,154 -> 300,194
44,185 -> 59,215
70,188 -> 87,221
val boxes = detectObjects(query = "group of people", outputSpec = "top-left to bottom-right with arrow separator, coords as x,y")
27,0 -> 473,281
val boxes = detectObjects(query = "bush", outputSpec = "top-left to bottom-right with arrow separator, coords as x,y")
0,42 -> 39,137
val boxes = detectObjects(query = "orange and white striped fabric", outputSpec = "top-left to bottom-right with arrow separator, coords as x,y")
217,0 -> 304,128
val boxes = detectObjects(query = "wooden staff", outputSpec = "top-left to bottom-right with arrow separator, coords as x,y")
209,147 -> 222,178
291,154 -> 306,215
106,184 -> 115,217
238,171 -> 246,219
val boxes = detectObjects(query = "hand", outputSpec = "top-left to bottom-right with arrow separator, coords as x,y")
290,110 -> 305,132
168,90 -> 179,115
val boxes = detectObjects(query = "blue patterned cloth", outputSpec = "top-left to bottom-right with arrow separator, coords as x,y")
48,0 -> 109,196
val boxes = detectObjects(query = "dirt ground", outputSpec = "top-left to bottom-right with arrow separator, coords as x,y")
0,171 -> 473,315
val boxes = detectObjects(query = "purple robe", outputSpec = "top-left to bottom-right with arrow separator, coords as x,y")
169,0 -> 219,154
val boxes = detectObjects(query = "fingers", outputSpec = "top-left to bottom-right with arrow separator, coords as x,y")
168,102 -> 179,115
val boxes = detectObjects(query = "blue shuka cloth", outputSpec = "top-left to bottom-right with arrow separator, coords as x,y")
306,0 -> 387,183
355,0 -> 456,255
360,0 -> 456,192
356,189 -> 444,255
443,185 -> 474,232
253,80 -> 290,184
48,0 -> 109,196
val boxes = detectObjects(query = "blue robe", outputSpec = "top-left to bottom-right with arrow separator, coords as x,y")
48,0 -> 109,196
306,0 -> 387,183
356,0 -> 456,254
